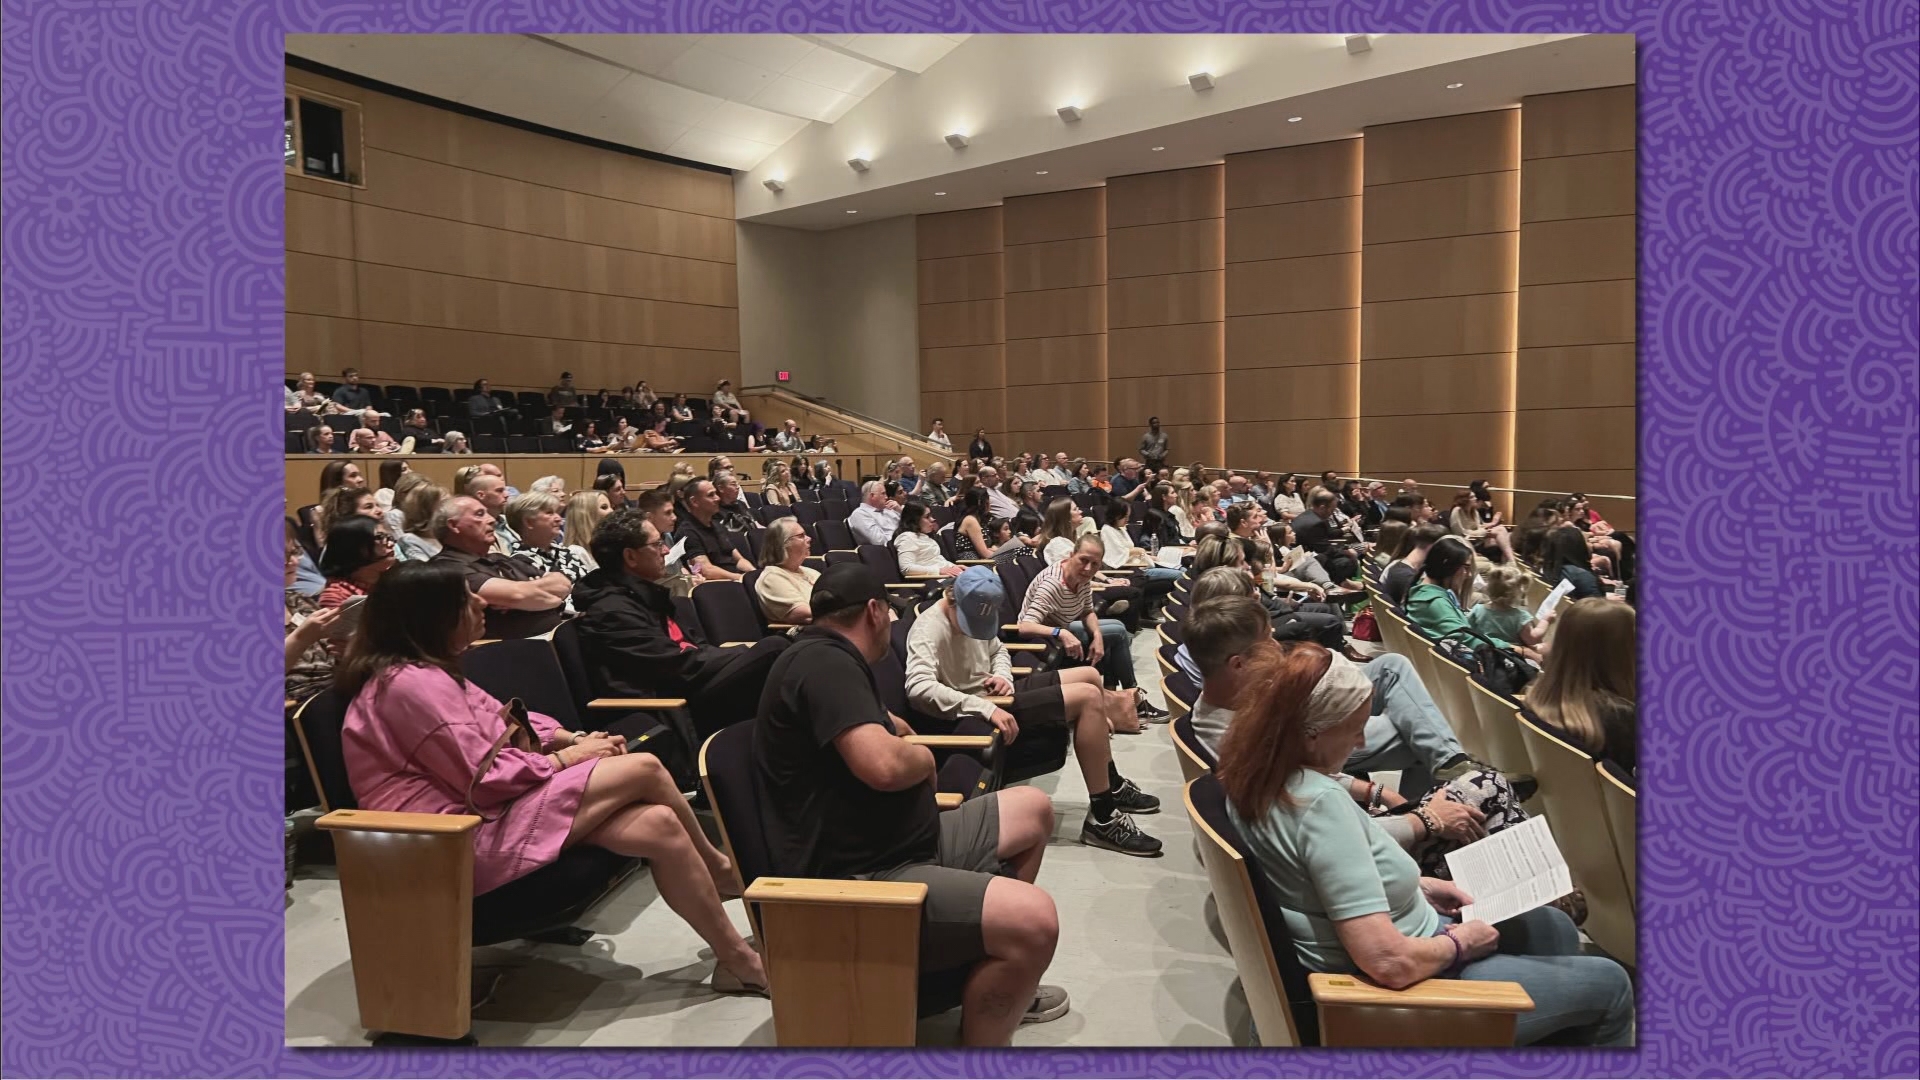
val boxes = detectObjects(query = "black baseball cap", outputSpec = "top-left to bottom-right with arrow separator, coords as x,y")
810,563 -> 887,622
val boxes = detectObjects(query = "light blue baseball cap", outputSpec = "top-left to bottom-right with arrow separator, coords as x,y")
951,566 -> 1004,640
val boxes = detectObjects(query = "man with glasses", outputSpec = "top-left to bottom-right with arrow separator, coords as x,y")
428,496 -> 570,639
573,511 -> 789,739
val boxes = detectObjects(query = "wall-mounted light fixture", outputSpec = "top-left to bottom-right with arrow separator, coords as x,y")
762,178 -> 785,192
944,133 -> 970,149
847,157 -> 871,172
1188,72 -> 1215,91
1056,104 -> 1083,122
1345,34 -> 1373,54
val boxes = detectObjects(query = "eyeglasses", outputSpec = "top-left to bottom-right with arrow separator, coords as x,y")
373,533 -> 395,546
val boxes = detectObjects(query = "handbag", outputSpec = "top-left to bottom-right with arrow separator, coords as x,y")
1351,608 -> 1381,643
1438,628 -> 1536,696
464,697 -> 541,821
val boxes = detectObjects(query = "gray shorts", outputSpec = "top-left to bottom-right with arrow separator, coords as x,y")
867,791 -> 1005,972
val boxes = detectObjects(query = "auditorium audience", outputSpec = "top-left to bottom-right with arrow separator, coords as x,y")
766,419 -> 806,454
1380,523 -> 1448,607
674,478 -> 754,582
712,379 -> 748,424
284,520 -> 340,700
849,480 -> 903,547
1539,526 -> 1610,600
670,393 -> 694,421
506,492 -> 590,587
968,429 -> 994,461
1193,534 -> 1346,651
1015,535 -> 1165,721
761,460 -> 800,506
330,367 -> 375,412
710,470 -> 754,535
1470,563 -> 1551,661
465,378 -> 517,422
574,511 -> 788,739
563,490 -> 613,572
335,560 -> 766,993
317,517 -> 396,615
894,501 -> 963,578
754,518 -> 820,624
1405,538 -> 1516,649
399,408 -> 443,452
315,485 -> 379,548
908,569 -> 1163,857
292,372 -> 336,415
753,563 -> 1067,1043
926,418 -> 951,451
461,468 -> 517,555
949,485 -> 995,560
429,496 -> 569,640
306,424 -> 339,454
1216,641 -> 1632,1045
547,372 -> 578,407
593,472 -> 628,513
394,483 -> 447,563
1138,417 -> 1169,473
443,430 -> 471,454
1526,599 -> 1637,772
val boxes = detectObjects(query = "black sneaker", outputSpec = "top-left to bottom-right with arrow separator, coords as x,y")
1135,696 -> 1169,722
1081,811 -> 1164,857
1110,778 -> 1161,815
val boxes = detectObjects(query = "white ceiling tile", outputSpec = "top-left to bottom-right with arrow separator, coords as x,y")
844,34 -> 962,73
784,47 -> 890,94
749,76 -> 854,123
577,110 -> 689,154
699,101 -> 810,145
662,44 -> 781,101
809,34 -> 858,47
542,34 -> 701,75
291,35 -> 529,102
697,34 -> 817,72
462,39 -> 628,120
666,127 -> 775,171
594,72 -> 724,127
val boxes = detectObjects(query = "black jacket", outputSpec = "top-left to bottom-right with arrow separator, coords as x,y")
570,568 -> 735,698
1292,509 -> 1339,553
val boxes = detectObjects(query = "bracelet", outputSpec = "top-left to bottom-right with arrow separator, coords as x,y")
1440,924 -> 1464,973
1053,627 -> 1062,639
1413,806 -> 1439,838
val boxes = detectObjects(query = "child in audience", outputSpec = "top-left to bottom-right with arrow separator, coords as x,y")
1470,563 -> 1551,662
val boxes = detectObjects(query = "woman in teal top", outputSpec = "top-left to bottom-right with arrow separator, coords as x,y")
1217,640 -> 1634,1046
1404,537 -> 1517,649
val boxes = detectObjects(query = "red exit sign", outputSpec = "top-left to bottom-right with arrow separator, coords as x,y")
776,370 -> 791,382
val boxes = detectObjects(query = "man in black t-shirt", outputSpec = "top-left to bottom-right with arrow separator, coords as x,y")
754,564 -> 1070,1045
674,478 -> 753,582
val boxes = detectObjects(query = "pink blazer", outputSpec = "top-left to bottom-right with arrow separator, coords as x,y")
342,663 -> 598,894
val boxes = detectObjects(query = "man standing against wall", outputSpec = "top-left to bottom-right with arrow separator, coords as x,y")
1139,417 -> 1169,475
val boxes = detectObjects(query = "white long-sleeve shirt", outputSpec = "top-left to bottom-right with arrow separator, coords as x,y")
905,601 -> 1013,723
848,503 -> 900,547
894,531 -> 954,577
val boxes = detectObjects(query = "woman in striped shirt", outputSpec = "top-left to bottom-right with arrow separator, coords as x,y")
1014,535 -> 1168,722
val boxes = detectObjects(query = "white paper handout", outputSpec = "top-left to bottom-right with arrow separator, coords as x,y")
1535,577 -> 1576,622
1155,545 -> 1191,569
1443,816 -> 1574,926
666,535 -> 688,567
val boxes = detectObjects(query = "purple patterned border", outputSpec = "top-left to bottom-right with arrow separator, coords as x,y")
3,0 -> 1915,1076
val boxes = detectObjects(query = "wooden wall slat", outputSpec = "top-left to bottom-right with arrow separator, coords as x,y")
1000,188 -> 1106,243
1003,188 -> 1107,458
917,207 -> 1004,259
1003,334 -> 1106,387
1363,110 -> 1521,186
918,253 -> 1006,304
1224,198 -> 1363,262
1002,237 -> 1105,293
1108,271 -> 1224,329
1225,254 -> 1361,316
1108,219 -> 1225,279
1518,216 -> 1635,286
1004,286 -> 1106,340
1225,140 -> 1362,208
1107,323 -> 1225,379
1225,366 -> 1358,422
1105,165 -> 1226,229
1226,309 -> 1361,370
1521,152 -> 1636,222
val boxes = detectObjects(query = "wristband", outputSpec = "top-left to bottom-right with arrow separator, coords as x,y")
1413,806 -> 1439,838
1440,924 -> 1464,973
1053,627 -> 1062,639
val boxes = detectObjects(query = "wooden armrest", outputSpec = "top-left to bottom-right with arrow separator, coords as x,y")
470,639 -> 500,647
284,698 -> 298,710
745,877 -> 927,907
1004,642 -> 1048,652
588,697 -> 688,709
934,792 -> 964,810
317,809 -> 480,835
828,549 -> 859,555
983,696 -> 1014,707
721,640 -> 756,647
883,582 -> 930,591
903,735 -> 994,749
767,623 -> 798,631
1308,973 -> 1534,1012
957,559 -> 996,566
1011,666 -> 1033,677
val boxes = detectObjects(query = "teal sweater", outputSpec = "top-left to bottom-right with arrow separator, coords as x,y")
1404,582 -> 1514,649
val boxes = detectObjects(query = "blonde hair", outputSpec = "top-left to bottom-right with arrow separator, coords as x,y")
1529,599 -> 1635,754
400,483 -> 448,537
1480,562 -> 1528,610
503,491 -> 561,534
761,516 -> 807,566
564,490 -> 608,554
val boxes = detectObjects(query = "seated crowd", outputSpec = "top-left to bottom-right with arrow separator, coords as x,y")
286,410 -> 1637,1047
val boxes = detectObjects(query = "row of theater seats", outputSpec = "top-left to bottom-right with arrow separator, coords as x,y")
1153,564 -> 1638,1048
291,379 -> 712,420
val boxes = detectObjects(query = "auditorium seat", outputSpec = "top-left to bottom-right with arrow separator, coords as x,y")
285,432 -> 307,454
293,689 -> 641,1045
1597,760 -> 1636,900
1466,673 -> 1536,787
1170,713 -> 1214,783
1423,646 -> 1490,764
515,391 -> 546,413
1513,709 -> 1635,968
691,580 -> 781,643
815,520 -> 854,553
1185,774 -> 1534,1047
756,503 -> 797,524
473,435 -> 507,453
507,436 -> 540,453
549,620 -> 702,788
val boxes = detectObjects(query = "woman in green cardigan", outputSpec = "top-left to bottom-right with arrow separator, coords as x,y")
1403,537 -> 1516,650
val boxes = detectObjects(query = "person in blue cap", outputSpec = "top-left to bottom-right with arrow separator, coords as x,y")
906,567 -> 1164,858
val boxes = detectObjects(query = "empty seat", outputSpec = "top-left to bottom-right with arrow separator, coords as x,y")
690,580 -> 769,643
507,436 -> 541,453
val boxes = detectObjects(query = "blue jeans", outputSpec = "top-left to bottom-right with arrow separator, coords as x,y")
1343,653 -> 1463,775
1068,620 -> 1135,689
1445,906 -> 1635,1046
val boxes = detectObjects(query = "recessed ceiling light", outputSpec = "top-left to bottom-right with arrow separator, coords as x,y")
1188,72 -> 1214,91
934,191 -> 947,196
1151,145 -> 1166,151
1287,116 -> 1303,123
1446,82 -> 1464,89
1035,170 -> 1049,175
846,209 -> 859,214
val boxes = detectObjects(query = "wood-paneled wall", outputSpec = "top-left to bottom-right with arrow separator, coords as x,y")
1003,189 -> 1108,459
284,66 -> 739,395
1224,140 -> 1362,475
917,207 -> 1006,451
1360,110 -> 1520,505
1105,166 -> 1226,465
1517,87 -> 1637,530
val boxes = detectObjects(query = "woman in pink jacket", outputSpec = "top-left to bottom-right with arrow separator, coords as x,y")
336,561 -> 766,994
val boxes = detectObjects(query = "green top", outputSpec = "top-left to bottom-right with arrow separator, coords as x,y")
1227,768 -> 1441,973
1469,602 -> 1534,646
1406,581 -> 1514,649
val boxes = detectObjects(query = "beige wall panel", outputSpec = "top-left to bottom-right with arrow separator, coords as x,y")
1225,418 -> 1358,473
344,319 -> 736,391
286,312 -> 363,374
1362,293 -> 1517,360
1515,344 -> 1637,410
1226,254 -> 1360,317
1106,165 -> 1225,229
917,207 -> 1004,259
1002,188 -> 1107,244
1512,469 -> 1636,530
1226,309 -> 1361,370
286,190 -> 356,259
1364,110 -> 1521,186
1518,280 -> 1636,347
1225,198 -> 1363,262
1363,172 -> 1521,244
285,173 -> 355,201
1003,238 -> 1105,293
1005,380 -> 1109,432
1107,422 -> 1223,468
1362,233 -> 1519,303
1107,373 -> 1223,428
1360,353 -> 1516,417
349,202 -> 736,306
1522,86 -> 1636,159
921,345 -> 1010,392
1519,216 -> 1635,286
1225,365 -> 1358,422
1108,219 -> 1225,279
351,89 -> 457,162
1225,140 -> 1363,208
918,253 -> 1005,304
1107,271 -> 1224,328
1002,429 -> 1109,461
920,388 -> 1005,439
351,263 -> 738,351
1107,323 -> 1225,379
1521,152 -> 1637,223
1004,335 -> 1106,387
1360,413 -> 1513,476
919,298 -> 1005,349
1005,286 -> 1106,340
287,252 -> 359,318
1513,407 -> 1637,469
